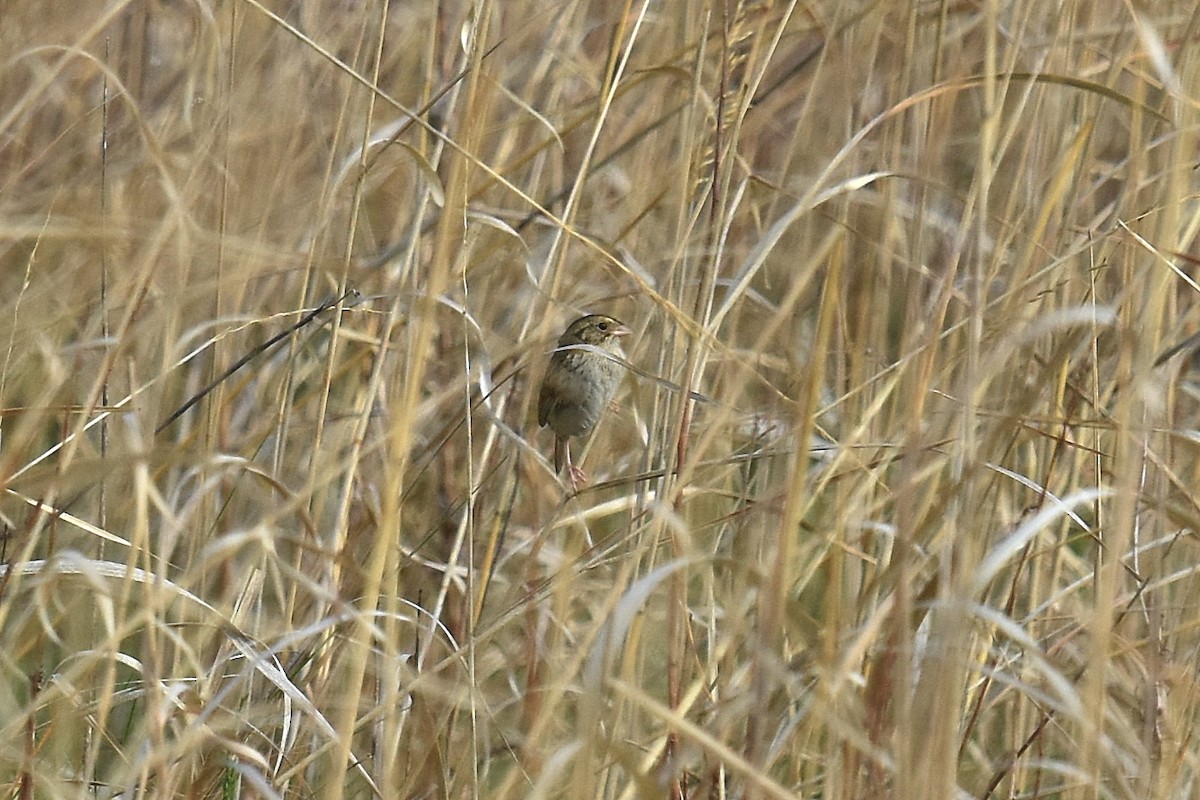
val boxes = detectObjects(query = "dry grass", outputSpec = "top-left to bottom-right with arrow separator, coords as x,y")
3,1 -> 1200,798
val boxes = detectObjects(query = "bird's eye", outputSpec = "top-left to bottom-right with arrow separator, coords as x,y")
597,322 -> 608,331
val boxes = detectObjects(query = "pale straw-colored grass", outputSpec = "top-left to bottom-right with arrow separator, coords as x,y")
2,1 -> 1200,798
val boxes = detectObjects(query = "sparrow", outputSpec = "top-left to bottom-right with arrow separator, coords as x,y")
537,314 -> 630,487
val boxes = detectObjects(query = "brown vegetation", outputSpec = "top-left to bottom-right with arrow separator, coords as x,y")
2,1 -> 1200,798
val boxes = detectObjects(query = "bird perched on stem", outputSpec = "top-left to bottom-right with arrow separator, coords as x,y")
537,314 -> 630,487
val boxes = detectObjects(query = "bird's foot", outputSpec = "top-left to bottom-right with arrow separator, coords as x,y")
567,463 -> 589,489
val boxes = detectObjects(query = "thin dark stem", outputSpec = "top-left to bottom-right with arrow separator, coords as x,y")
155,290 -> 360,435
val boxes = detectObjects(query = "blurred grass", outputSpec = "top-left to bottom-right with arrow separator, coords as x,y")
3,0 -> 1200,798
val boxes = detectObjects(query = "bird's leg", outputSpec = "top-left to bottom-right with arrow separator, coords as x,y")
557,436 -> 588,488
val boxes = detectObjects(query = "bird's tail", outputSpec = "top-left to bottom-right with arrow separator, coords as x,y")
553,436 -> 566,473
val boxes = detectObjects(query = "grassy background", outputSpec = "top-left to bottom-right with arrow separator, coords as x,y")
2,1 -> 1200,798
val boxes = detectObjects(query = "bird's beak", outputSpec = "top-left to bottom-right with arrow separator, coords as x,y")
613,324 -> 632,337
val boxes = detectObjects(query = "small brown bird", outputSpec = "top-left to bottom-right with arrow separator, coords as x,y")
537,314 -> 630,487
